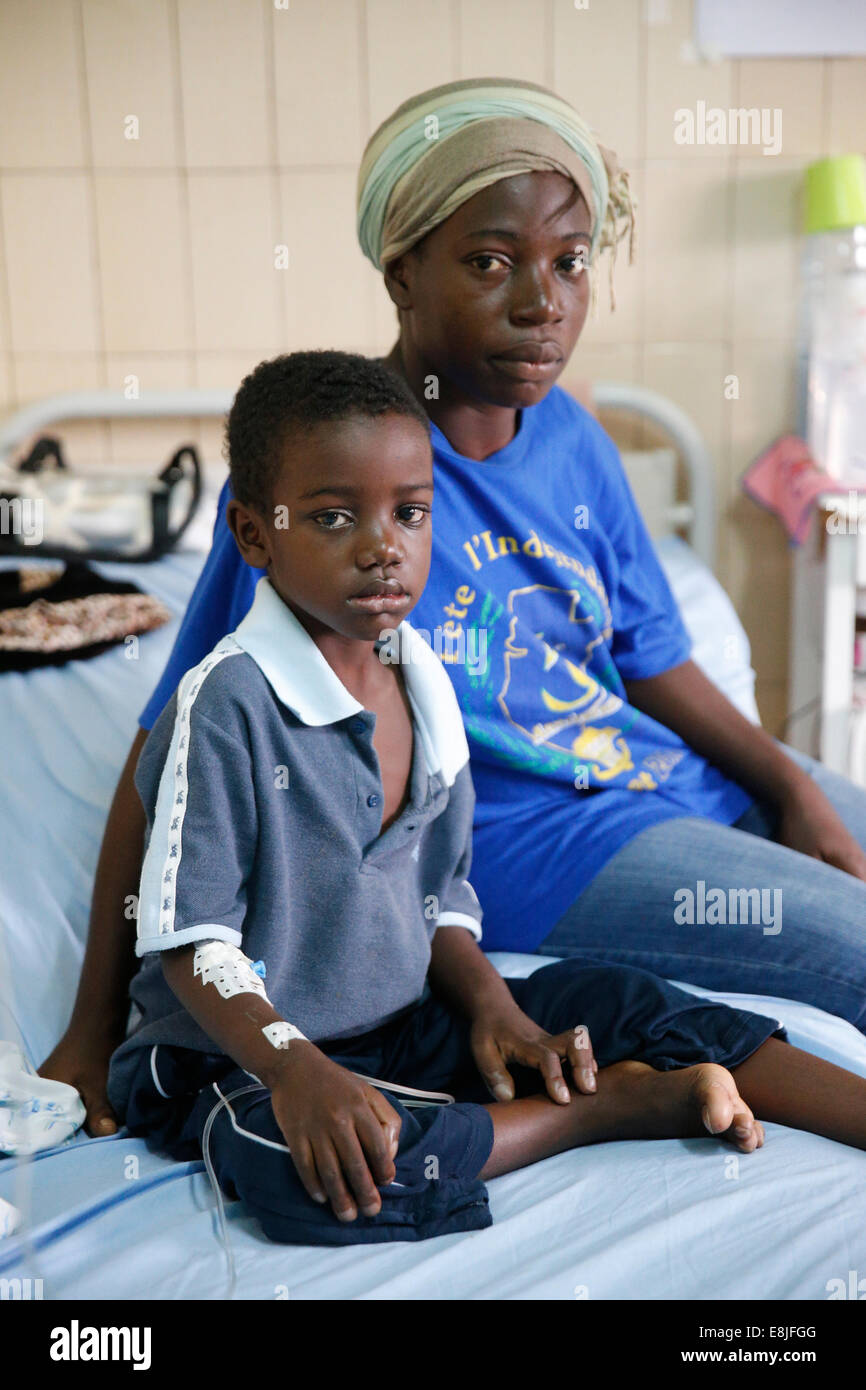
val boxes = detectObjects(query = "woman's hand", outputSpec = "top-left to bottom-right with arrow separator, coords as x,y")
38,1029 -> 120,1136
777,778 -> 866,882
470,1006 -> 597,1105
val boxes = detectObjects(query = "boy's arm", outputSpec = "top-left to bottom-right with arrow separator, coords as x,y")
160,945 -> 400,1222
428,924 -> 521,1029
625,658 -> 866,881
38,727 -> 148,1134
161,943 -> 307,1088
426,761 -> 596,1102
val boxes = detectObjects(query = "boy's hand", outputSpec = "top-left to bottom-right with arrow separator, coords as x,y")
269,1044 -> 402,1223
470,1008 -> 597,1105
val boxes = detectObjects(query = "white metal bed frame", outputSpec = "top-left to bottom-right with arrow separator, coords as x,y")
0,382 -> 717,571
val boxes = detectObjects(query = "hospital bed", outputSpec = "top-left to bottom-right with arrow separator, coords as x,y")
1,386 -> 864,1301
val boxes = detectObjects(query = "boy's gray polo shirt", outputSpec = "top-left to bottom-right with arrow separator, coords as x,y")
109,576 -> 483,1104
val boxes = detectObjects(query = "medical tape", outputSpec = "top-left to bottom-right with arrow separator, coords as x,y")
262,1021 -> 307,1048
193,940 -> 270,1002
194,945 -> 452,1105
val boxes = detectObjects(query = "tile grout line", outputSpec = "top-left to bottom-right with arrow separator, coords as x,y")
72,0 -> 109,456
265,0 -> 288,359
171,0 -> 199,400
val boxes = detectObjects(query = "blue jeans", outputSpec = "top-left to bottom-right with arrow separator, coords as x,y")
538,746 -> 866,1033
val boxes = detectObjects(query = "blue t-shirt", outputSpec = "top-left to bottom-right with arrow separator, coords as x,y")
140,386 -> 751,951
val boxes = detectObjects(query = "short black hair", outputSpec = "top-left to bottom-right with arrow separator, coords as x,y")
224,350 -> 430,515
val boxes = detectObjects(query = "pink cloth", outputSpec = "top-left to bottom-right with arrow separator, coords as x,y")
741,435 -> 852,545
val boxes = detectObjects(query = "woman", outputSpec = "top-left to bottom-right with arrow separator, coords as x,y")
42,77 -> 866,1135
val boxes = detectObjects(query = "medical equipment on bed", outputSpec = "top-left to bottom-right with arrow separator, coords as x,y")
0,1195 -> 19,1238
0,1042 -> 86,1156
0,433 -> 203,563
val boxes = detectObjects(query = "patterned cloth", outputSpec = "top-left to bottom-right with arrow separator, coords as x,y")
0,561 -> 169,671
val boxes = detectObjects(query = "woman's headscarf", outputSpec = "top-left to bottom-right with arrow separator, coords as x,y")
356,77 -> 637,316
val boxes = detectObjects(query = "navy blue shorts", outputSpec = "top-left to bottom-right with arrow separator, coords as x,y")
122,960 -> 783,1246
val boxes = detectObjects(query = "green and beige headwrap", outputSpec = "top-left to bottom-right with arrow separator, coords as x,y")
357,77 -> 637,317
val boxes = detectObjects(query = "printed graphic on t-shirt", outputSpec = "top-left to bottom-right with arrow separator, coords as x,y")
425,522 -> 689,792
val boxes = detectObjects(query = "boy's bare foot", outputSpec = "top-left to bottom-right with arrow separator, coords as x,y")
612,1059 -> 765,1153
481,1055 -> 766,1180
691,1062 -> 765,1152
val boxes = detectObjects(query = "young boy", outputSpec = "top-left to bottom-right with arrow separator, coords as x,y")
107,351 -> 841,1246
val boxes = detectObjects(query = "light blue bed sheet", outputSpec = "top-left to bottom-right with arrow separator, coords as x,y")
0,550 -> 207,1063
2,963 -> 866,1301
1,540 -> 863,1300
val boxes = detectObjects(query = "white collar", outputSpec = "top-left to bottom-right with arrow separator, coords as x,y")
231,575 -> 444,730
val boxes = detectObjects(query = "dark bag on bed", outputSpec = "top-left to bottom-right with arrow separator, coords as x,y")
0,434 -> 202,563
